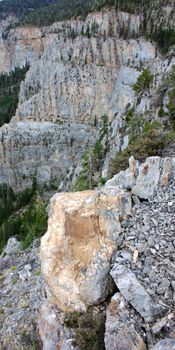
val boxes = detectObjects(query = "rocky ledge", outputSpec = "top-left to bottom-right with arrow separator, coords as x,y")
0,155 -> 175,350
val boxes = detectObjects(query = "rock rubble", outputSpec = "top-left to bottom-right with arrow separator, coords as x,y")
0,156 -> 175,349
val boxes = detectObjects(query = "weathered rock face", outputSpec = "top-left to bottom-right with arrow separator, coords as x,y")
0,120 -> 95,190
40,187 -> 131,312
0,21 -> 58,73
0,8 -> 175,190
0,9 -> 142,74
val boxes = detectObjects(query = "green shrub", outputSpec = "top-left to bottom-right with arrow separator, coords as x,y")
143,120 -> 161,133
134,69 -> 153,93
64,307 -> 105,350
0,184 -> 34,225
158,106 -> 164,118
151,27 -> 175,54
74,116 -> 109,191
73,171 -> 89,192
0,197 -> 48,252
160,65 -> 175,130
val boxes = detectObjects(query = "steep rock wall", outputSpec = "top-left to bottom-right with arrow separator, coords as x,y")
0,9 -> 174,190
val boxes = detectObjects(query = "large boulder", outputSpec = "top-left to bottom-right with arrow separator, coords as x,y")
40,188 -> 131,312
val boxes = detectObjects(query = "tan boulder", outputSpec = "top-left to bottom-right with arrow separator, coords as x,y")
40,188 -> 131,312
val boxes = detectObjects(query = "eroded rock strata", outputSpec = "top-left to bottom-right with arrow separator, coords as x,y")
0,9 -> 175,190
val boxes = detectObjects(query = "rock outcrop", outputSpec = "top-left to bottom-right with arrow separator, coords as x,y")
105,156 -> 175,199
40,187 -> 131,311
0,8 -> 175,190
40,155 -> 175,349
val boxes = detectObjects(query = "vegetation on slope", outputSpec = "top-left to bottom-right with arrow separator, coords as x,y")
0,182 -> 48,252
19,1 -> 175,54
64,307 -> 106,350
0,63 -> 30,127
110,65 -> 175,177
133,69 -> 153,94
74,116 -> 108,191
0,0 -> 174,53
0,0 -> 58,20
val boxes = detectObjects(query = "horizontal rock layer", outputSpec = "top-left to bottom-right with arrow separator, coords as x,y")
1,8 -> 175,189
0,120 -> 94,190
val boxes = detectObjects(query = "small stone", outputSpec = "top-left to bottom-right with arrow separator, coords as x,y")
133,250 -> 139,263
171,281 -> 175,291
173,293 -> 175,303
152,314 -> 174,334
111,265 -> 168,322
167,242 -> 174,253
132,195 -> 141,206
157,279 -> 171,295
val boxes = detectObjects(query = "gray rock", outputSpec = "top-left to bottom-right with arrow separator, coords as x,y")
111,264 -> 168,322
150,338 -> 175,350
157,279 -> 171,295
4,237 -> 21,255
132,157 -> 161,199
105,293 -> 147,350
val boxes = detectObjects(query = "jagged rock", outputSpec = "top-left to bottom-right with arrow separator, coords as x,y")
105,293 -> 147,350
110,264 -> 168,322
106,156 -> 175,200
132,157 -> 161,199
152,313 -> 174,335
18,264 -> 32,282
4,237 -> 21,255
40,188 -> 131,312
39,301 -> 79,350
150,339 -> 175,350
39,302 -> 60,350
105,156 -> 138,190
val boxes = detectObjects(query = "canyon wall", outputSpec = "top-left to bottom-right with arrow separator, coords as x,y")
0,8 -> 174,190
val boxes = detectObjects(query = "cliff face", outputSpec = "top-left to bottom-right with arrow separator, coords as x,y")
0,8 -> 174,191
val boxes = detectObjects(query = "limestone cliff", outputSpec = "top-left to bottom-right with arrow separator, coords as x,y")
0,8 -> 174,191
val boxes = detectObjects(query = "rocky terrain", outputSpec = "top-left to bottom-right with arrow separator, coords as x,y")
0,1 -> 175,349
0,155 -> 175,349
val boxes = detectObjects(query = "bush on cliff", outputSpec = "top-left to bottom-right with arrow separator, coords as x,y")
64,307 -> 106,350
134,69 -> 153,94
109,128 -> 166,177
